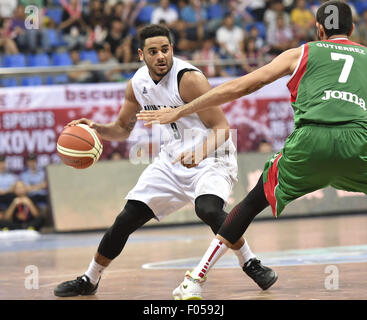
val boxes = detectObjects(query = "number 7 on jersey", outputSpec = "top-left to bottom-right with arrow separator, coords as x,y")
330,52 -> 354,83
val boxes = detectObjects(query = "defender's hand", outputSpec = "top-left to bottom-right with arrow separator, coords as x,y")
137,108 -> 180,127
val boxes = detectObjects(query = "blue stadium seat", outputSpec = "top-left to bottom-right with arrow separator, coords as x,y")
49,29 -> 68,48
4,54 -> 26,68
28,53 -> 50,67
21,76 -> 43,86
1,78 -> 18,87
53,74 -> 69,84
45,8 -> 63,25
80,50 -> 99,64
47,29 -> 62,48
136,5 -> 155,23
52,52 -> 72,66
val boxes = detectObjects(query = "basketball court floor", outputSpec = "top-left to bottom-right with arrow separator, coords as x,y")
1,213 -> 367,300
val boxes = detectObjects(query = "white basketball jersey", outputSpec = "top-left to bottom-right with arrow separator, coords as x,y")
132,57 -> 235,160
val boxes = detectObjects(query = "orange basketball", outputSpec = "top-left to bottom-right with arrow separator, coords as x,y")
57,124 -> 103,169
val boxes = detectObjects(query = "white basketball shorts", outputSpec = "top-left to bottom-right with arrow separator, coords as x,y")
125,153 -> 238,220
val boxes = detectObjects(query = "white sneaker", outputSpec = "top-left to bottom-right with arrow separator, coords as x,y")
172,271 -> 206,300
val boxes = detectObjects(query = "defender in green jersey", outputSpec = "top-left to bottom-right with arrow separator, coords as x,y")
264,36 -> 367,216
138,1 -> 367,298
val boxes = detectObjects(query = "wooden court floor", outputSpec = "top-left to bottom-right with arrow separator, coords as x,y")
1,213 -> 367,300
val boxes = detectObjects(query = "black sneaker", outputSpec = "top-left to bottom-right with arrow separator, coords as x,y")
54,275 -> 99,297
243,258 -> 278,290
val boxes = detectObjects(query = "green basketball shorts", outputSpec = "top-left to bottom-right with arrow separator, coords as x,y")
263,124 -> 367,217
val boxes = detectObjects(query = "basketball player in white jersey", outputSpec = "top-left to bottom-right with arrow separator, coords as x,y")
54,25 -> 277,299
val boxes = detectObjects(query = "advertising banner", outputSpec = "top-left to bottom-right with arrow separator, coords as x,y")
0,78 -> 293,172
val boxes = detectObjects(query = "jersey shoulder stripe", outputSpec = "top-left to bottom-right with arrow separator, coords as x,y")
287,43 -> 309,103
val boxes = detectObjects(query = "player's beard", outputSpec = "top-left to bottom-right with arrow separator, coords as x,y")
147,57 -> 173,80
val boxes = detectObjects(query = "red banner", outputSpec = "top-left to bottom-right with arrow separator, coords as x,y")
0,78 -> 293,172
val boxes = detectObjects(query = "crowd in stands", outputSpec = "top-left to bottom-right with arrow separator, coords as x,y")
0,0 -> 366,86
0,153 -> 48,231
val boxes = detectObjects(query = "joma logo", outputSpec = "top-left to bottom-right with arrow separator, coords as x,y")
322,90 -> 366,111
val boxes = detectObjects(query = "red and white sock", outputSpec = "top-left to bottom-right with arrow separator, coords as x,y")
191,238 -> 228,279
85,258 -> 105,285
233,239 -> 256,268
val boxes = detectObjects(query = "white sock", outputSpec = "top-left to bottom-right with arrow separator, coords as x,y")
233,240 -> 256,268
191,238 -> 228,279
85,258 -> 106,285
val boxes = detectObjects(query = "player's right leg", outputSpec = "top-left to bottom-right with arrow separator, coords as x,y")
173,175 -> 274,300
53,200 -> 155,297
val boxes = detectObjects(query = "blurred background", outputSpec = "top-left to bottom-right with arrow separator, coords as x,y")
0,0 -> 366,233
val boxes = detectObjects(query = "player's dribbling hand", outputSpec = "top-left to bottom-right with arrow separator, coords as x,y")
173,150 -> 204,168
137,108 -> 180,127
65,118 -> 96,129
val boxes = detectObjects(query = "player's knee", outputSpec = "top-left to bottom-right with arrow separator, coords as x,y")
195,195 -> 227,233
111,200 -> 154,235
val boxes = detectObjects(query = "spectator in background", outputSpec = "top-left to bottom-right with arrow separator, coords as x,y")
264,0 -> 290,34
266,13 -> 295,55
216,13 -> 245,59
0,181 -> 44,231
94,43 -> 122,82
248,24 -> 265,50
228,0 -> 254,27
0,155 -> 17,212
151,0 -> 178,27
10,4 -> 51,53
206,0 -> 225,33
356,9 -> 367,46
105,19 -> 132,63
84,0 -> 108,49
0,18 -> 19,54
0,0 -> 17,19
20,153 -> 48,207
106,1 -> 129,27
290,0 -> 315,41
246,0 -> 267,22
68,46 -> 95,83
179,0 -> 206,45
241,37 -> 265,74
59,0 -> 87,49
192,34 -> 227,78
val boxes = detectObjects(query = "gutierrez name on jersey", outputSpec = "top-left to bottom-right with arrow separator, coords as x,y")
322,90 -> 366,111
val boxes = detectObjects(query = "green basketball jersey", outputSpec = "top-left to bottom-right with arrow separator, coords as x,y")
287,38 -> 367,129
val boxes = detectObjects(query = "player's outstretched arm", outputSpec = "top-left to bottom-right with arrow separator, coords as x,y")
137,47 -> 301,125
173,70 -> 231,167
66,80 -> 140,141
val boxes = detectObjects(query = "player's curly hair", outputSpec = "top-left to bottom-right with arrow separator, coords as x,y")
138,24 -> 172,49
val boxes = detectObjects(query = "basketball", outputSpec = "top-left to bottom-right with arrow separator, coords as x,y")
57,124 -> 103,169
